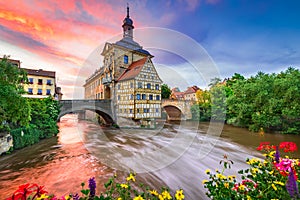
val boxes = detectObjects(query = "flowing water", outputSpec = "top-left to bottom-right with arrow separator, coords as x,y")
0,115 -> 299,199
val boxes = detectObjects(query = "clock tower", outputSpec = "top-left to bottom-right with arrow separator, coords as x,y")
122,5 -> 134,39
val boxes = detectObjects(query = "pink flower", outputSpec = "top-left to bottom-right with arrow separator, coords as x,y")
275,158 -> 293,172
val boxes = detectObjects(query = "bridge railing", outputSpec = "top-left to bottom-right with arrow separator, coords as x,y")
60,99 -> 112,104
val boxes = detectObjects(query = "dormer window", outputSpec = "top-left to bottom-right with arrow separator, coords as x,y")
124,55 -> 128,64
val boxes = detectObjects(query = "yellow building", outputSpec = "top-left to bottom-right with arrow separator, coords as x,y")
83,5 -> 162,124
22,68 -> 58,99
116,57 -> 162,120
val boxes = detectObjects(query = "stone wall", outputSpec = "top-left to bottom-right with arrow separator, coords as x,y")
0,133 -> 13,155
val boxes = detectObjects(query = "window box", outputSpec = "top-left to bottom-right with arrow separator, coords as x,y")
29,82 -> 33,84
46,83 -> 53,86
38,82 -> 43,85
37,92 -> 43,95
27,92 -> 33,95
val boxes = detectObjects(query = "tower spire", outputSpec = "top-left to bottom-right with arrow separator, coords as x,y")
127,3 -> 130,18
122,3 -> 134,39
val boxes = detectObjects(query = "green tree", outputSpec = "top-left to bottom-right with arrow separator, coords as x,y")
208,77 -> 222,88
161,84 -> 171,99
0,56 -> 31,131
226,68 -> 300,134
192,89 -> 211,121
210,85 -> 226,121
28,97 -> 59,138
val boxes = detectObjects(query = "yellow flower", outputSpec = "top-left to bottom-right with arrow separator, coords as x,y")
269,170 -> 274,175
162,190 -> 172,200
216,173 -> 226,180
36,194 -> 49,200
65,195 -> 71,200
117,198 -> 122,200
271,184 -> 277,191
227,175 -> 236,182
158,194 -> 164,200
133,195 -> 144,200
202,179 -> 208,184
269,151 -> 275,158
224,182 -> 229,188
126,173 -> 136,182
120,183 -> 128,189
247,195 -> 252,200
175,189 -> 185,200
251,168 -> 259,174
149,190 -> 158,196
273,181 -> 284,186
238,184 -> 245,191
247,158 -> 260,165
205,169 -> 211,174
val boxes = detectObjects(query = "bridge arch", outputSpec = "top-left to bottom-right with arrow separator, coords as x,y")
58,100 -> 114,125
162,105 -> 183,121
58,106 -> 114,125
161,99 -> 192,120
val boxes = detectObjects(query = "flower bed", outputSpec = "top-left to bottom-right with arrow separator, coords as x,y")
6,173 -> 184,200
203,142 -> 300,199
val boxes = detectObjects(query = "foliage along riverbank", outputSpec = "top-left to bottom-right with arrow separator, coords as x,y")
10,98 -> 60,150
0,57 -> 60,153
191,67 -> 300,134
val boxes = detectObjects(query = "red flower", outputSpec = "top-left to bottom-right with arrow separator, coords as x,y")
7,183 -> 48,200
257,142 -> 276,151
7,183 -> 33,200
279,142 -> 298,152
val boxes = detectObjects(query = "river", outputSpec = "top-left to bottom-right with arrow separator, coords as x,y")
0,115 -> 299,199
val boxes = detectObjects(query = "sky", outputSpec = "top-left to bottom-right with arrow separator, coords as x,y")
1,0 -> 300,99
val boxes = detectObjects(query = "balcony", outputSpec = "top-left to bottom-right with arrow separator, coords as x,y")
102,77 -> 112,85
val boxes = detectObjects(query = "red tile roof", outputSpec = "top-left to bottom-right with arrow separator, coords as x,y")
184,86 -> 200,94
117,57 -> 148,81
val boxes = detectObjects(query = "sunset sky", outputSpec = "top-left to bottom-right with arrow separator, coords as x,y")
1,0 -> 299,99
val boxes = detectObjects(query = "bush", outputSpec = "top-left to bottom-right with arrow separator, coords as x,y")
10,125 -> 42,149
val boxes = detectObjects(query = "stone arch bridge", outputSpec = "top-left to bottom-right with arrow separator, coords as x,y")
58,99 -> 193,123
58,99 -> 114,124
161,99 -> 193,121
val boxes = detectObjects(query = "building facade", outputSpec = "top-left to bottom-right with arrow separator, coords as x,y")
170,86 -> 200,102
22,68 -> 62,99
83,5 -> 162,124
184,86 -> 200,101
116,57 -> 162,120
